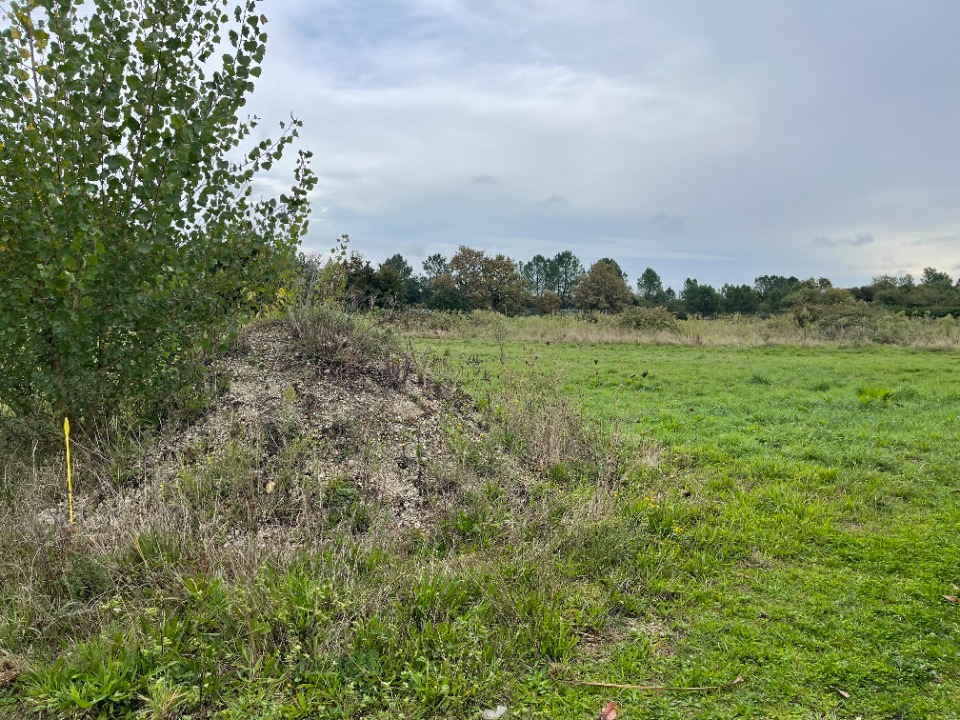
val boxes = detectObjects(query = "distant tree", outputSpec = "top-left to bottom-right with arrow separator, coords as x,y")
637,267 -> 666,303
720,284 -> 759,314
342,253 -> 407,308
681,278 -> 720,315
754,275 -> 802,311
484,254 -> 530,314
446,246 -> 529,313
871,274 -> 899,289
865,274 -> 911,308
597,258 -> 628,283
383,254 -> 413,280
425,274 -> 469,311
374,262 -> 405,307
422,253 -> 449,279
573,259 -> 633,313
382,253 -> 421,304
521,254 -> 558,295
447,246 -> 490,309
908,268 -> 960,315
552,251 -> 585,304
532,290 -> 563,314
343,254 -> 378,307
921,267 -> 952,288
788,284 -> 852,307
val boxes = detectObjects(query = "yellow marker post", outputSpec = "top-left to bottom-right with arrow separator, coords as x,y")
64,417 -> 74,526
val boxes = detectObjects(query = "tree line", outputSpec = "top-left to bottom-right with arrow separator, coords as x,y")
333,245 -> 960,318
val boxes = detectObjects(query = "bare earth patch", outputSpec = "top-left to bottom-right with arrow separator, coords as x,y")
45,322 -> 482,549
0,659 -> 19,688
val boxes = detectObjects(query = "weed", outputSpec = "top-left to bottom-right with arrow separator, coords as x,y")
856,386 -> 894,405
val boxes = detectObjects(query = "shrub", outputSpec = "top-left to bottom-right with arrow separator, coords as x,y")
618,306 -> 679,334
0,0 -> 316,425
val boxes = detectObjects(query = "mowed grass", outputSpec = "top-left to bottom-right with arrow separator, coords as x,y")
421,339 -> 960,718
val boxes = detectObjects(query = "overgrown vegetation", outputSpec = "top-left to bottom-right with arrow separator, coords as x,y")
0,305 -> 631,719
398,307 -> 960,348
3,302 -> 958,717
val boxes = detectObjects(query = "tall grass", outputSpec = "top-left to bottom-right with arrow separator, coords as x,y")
399,308 -> 960,347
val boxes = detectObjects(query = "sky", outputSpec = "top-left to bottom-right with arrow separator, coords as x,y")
244,0 -> 960,291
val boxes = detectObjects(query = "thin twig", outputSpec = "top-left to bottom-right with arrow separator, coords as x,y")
559,676 -> 744,693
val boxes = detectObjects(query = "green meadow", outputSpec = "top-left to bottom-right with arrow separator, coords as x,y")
4,320 -> 959,720
420,338 -> 960,718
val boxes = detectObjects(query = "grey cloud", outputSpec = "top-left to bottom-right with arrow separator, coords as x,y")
812,234 -> 875,248
536,195 -> 572,211
650,212 -> 685,233
471,174 -> 498,186
911,233 -> 960,245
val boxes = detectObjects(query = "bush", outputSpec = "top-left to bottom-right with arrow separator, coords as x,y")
618,306 -> 679,334
0,0 -> 316,426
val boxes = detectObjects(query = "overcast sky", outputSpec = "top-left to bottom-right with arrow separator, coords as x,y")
245,0 -> 960,290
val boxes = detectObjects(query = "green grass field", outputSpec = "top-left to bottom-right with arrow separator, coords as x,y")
420,339 -> 960,719
4,324 -> 959,719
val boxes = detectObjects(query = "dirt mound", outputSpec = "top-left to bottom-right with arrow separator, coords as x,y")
61,319 -> 480,547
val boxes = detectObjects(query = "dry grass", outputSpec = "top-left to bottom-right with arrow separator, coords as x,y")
399,308 -> 960,347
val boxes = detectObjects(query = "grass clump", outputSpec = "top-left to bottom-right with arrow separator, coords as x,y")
856,385 -> 894,405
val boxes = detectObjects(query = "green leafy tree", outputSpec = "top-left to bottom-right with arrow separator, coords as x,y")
597,257 -> 628,283
483,253 -> 529,315
572,259 -> 633,313
921,267 -> 952,289
720,284 -> 759,314
342,254 -> 406,308
343,254 -> 379,307
754,274 -> 802,311
446,245 -> 528,313
521,254 -> 557,295
680,278 -> 720,315
422,253 -> 448,280
382,253 -> 413,281
424,273 -> 469,311
447,246 -> 490,309
0,0 -> 315,423
374,262 -> 405,307
636,267 -> 665,303
382,253 -> 421,304
552,250 -> 584,305
532,290 -> 562,314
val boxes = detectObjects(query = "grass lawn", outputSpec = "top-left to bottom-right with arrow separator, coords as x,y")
420,339 -> 960,719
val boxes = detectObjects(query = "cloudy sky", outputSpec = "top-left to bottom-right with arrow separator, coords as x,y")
246,0 -> 960,290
